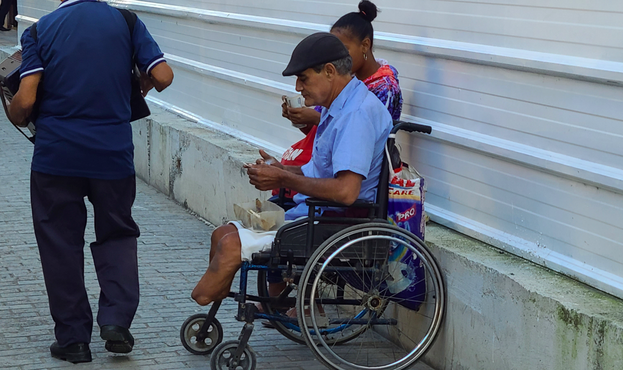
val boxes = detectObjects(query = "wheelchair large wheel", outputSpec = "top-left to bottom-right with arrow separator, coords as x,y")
257,269 -> 379,345
297,223 -> 445,370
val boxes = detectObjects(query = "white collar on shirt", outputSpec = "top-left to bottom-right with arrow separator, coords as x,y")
59,0 -> 90,9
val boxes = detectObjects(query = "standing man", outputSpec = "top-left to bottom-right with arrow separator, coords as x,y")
9,0 -> 173,364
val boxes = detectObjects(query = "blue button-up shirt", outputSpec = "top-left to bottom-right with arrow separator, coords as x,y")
20,0 -> 165,179
285,77 -> 393,220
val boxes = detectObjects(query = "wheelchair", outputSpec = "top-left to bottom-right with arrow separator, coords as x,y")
180,121 -> 445,370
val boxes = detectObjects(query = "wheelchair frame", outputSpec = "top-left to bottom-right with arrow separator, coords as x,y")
181,121 -> 445,370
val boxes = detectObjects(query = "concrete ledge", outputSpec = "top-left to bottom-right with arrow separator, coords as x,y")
424,224 -> 623,370
132,104 -> 269,225
134,104 -> 623,370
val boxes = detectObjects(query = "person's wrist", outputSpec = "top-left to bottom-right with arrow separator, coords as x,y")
278,168 -> 290,188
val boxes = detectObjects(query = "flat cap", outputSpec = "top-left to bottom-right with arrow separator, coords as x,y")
282,32 -> 350,76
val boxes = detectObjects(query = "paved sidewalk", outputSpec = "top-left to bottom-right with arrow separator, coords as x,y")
0,28 -> 17,47
0,121 -> 434,370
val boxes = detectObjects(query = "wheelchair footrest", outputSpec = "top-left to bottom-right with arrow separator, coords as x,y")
250,252 -> 271,265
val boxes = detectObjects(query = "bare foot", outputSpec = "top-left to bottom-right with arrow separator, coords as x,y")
191,269 -> 231,305
191,229 -> 242,306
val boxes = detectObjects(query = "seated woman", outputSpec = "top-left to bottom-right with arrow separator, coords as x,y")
191,32 -> 393,307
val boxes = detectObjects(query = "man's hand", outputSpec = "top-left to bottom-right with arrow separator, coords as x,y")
281,100 -> 289,119
139,70 -> 155,97
247,164 -> 285,191
243,149 -> 283,169
256,149 -> 283,168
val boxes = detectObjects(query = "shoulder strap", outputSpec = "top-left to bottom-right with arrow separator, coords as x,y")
117,8 -> 137,38
31,22 -> 37,42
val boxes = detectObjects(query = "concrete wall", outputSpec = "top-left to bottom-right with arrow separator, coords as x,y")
132,105 -> 270,225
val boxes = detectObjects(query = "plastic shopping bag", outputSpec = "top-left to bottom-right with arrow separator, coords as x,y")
384,146 -> 427,310
387,163 -> 425,240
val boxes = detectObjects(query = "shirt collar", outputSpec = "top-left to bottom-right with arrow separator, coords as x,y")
325,76 -> 358,119
59,0 -> 96,9
318,76 -> 359,131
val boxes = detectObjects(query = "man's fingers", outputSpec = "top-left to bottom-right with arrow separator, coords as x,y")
259,149 -> 272,160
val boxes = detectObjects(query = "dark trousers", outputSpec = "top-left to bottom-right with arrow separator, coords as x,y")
0,0 -> 16,25
30,171 -> 140,346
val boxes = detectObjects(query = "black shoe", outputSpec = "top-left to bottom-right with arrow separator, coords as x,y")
0,26 -> 9,32
100,325 -> 134,354
50,342 -> 92,363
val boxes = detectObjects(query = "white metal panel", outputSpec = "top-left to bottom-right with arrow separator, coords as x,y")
384,54 -> 623,169
107,1 -> 623,85
156,56 -> 303,152
138,0 -> 623,61
18,1 -> 623,299
134,12 -> 302,83
18,0 -> 58,18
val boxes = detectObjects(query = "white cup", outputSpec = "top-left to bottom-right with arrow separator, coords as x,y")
283,94 -> 307,129
285,94 -> 305,108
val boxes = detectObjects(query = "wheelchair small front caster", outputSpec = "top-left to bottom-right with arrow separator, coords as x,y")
180,313 -> 224,355
210,340 -> 257,370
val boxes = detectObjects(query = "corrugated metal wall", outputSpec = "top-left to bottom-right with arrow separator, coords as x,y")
17,0 -> 623,298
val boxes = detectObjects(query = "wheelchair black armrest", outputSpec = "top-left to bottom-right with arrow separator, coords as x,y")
392,120 -> 432,134
305,198 -> 378,209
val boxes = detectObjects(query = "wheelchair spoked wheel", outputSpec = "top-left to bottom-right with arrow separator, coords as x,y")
210,340 -> 257,370
180,313 -> 224,355
257,270 -> 379,345
297,223 -> 445,370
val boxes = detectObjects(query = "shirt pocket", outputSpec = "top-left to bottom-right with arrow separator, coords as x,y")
313,134 -> 333,176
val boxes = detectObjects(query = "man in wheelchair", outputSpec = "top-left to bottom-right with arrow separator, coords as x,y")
191,32 -> 393,307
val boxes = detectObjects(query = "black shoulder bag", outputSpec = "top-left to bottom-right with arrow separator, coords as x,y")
117,9 -> 151,122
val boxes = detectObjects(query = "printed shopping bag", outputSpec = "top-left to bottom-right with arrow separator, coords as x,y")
384,145 -> 427,310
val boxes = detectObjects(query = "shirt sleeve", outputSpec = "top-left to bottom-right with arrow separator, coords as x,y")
131,17 -> 166,75
369,77 -> 403,120
330,111 -> 376,179
20,26 -> 44,79
301,160 -> 313,177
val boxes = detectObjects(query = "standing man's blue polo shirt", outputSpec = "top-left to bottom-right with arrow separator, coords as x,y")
20,0 -> 166,179
286,77 -> 393,220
